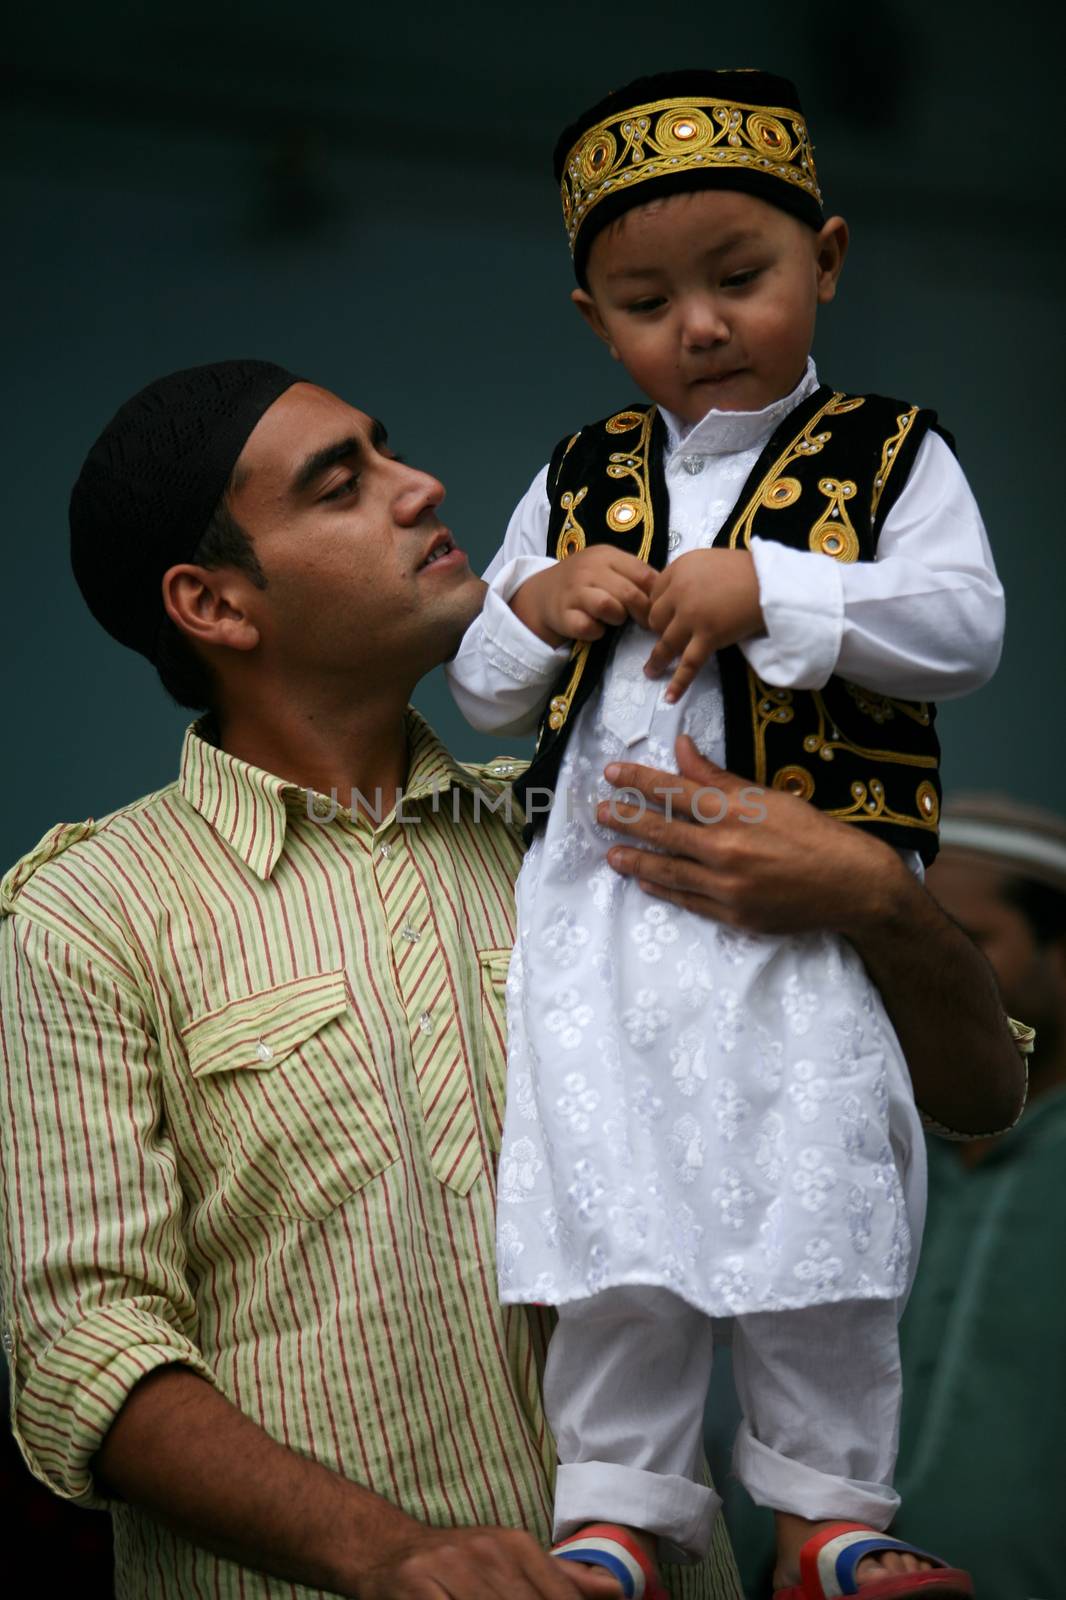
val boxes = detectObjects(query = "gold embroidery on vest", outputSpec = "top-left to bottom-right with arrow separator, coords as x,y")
845,683 -> 931,728
749,677 -> 795,783
772,765 -> 815,800
827,776 -> 940,831
809,478 -> 859,562
747,669 -> 938,836
605,410 -> 657,561
547,408 -> 657,732
871,407 -> 918,523
800,691 -> 937,768
556,487 -> 588,558
726,393 -> 866,549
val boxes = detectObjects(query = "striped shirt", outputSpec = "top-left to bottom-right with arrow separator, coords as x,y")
0,713 -> 740,1599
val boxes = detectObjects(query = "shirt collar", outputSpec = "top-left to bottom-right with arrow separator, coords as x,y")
178,708 -> 480,880
661,357 -> 821,458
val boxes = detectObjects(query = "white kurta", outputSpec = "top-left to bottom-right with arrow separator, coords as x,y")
447,362 -> 1003,1319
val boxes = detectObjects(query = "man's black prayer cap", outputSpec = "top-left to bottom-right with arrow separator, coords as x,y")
554,69 -> 825,283
70,359 -> 300,661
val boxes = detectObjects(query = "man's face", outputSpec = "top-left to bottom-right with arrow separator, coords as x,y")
926,853 -> 1061,1036
575,189 -> 846,422
225,383 -> 484,689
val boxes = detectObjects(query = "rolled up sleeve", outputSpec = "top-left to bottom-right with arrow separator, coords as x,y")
0,917 -> 215,1505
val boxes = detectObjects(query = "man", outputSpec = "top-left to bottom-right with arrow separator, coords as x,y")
0,362 -> 1025,1599
892,796 -> 1065,1599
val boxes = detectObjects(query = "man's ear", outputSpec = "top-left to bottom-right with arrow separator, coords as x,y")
571,288 -> 619,359
814,215 -> 850,305
161,565 -> 261,654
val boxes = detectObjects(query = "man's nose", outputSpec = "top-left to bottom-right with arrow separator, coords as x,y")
394,462 -> 446,523
680,295 -> 729,349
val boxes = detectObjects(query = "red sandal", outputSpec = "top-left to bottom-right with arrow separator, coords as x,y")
553,1522 -> 668,1599
774,1522 -> 973,1600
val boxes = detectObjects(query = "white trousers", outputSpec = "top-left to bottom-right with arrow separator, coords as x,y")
543,1286 -> 902,1560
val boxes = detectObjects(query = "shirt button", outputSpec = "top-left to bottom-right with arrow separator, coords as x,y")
256,1039 -> 274,1062
2,1328 -> 14,1354
401,924 -> 420,943
311,795 -> 333,818
681,455 -> 706,476
418,1011 -> 434,1035
490,762 -> 514,778
667,529 -> 682,553
378,843 -> 394,861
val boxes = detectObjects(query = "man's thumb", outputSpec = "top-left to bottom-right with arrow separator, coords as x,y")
675,734 -> 737,786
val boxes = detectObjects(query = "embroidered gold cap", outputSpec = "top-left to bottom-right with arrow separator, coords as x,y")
554,69 -> 824,282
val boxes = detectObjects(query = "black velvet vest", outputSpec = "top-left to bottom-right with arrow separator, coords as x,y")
513,385 -> 950,863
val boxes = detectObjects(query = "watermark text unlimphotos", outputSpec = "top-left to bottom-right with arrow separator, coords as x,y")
304,783 -> 768,827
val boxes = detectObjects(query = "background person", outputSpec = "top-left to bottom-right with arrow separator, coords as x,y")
892,796 -> 1066,1600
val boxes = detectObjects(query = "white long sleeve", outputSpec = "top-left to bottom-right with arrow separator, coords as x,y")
741,430 -> 1004,699
446,404 -> 1004,738
446,466 -> 569,736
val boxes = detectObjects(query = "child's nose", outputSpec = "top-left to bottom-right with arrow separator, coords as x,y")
681,296 -> 729,349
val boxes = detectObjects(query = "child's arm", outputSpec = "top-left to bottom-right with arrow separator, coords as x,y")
740,431 -> 1003,697
446,466 -> 571,736
446,468 -> 653,735
643,432 -> 1003,702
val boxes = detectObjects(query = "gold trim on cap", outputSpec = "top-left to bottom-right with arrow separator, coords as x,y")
562,95 -> 822,255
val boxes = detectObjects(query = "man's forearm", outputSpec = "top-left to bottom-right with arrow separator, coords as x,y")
597,737 -> 1027,1136
94,1367 -> 616,1600
94,1365 -> 408,1595
838,853 -> 1025,1135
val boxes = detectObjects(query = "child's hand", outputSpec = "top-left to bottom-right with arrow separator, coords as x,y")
644,549 -> 765,702
510,548 -> 655,647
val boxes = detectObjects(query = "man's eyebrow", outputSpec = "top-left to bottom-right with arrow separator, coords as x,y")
291,419 -> 389,496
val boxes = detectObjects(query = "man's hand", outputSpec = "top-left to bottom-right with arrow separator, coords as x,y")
510,549 -> 654,647
599,735 -> 1026,1135
361,1524 -> 622,1599
643,549 -> 764,704
94,1367 -> 622,1600
596,733 -> 900,935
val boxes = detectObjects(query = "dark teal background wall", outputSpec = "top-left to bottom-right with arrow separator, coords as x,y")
3,0 -> 1063,864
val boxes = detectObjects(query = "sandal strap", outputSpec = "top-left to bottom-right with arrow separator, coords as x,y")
554,1523 -> 655,1599
802,1523 -> 946,1597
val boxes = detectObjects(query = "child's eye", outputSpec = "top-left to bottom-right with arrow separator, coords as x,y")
627,296 -> 666,314
723,269 -> 759,289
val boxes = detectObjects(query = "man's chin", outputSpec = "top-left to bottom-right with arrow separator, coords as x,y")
439,575 -> 488,662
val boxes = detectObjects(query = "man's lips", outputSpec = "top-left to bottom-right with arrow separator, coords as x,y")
416,530 -> 465,572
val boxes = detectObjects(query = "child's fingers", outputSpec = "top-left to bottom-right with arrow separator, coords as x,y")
618,579 -> 652,628
664,636 -> 713,703
559,604 -> 607,641
647,568 -> 673,606
646,588 -> 674,638
644,619 -> 689,679
606,550 -> 656,589
581,586 -> 629,627
560,587 -> 626,640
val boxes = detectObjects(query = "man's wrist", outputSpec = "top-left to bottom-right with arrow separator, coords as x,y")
830,835 -> 915,944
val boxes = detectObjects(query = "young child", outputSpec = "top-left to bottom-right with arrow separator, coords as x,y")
447,70 -> 1002,1600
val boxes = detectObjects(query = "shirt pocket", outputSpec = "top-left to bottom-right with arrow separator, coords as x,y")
182,971 -> 399,1222
477,948 -> 511,1157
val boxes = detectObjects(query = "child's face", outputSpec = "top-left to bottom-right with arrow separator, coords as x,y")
574,189 -> 848,423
